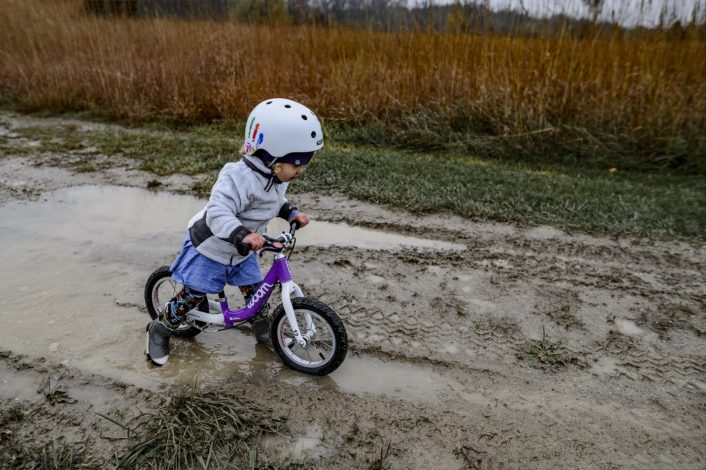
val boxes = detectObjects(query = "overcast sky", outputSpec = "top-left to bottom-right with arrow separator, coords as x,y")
438,0 -> 706,27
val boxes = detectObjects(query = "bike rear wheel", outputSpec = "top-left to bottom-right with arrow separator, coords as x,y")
270,297 -> 347,376
144,266 -> 207,338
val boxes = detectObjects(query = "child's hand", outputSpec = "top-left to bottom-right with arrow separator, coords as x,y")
290,213 -> 310,228
242,232 -> 266,251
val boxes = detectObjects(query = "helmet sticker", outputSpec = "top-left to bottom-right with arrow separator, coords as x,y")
243,124 -> 264,155
247,116 -> 255,138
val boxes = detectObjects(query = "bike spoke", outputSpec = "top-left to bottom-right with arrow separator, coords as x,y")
310,339 -> 333,352
154,278 -> 181,315
278,308 -> 337,368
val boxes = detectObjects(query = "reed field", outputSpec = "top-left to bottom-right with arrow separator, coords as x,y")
0,0 -> 704,172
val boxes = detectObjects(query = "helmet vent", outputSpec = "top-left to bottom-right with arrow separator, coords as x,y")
266,101 -> 272,104
285,104 -> 291,108
301,115 -> 308,120
311,131 -> 317,138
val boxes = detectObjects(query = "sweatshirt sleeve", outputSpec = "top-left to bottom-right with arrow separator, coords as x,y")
204,168 -> 252,245
278,201 -> 298,221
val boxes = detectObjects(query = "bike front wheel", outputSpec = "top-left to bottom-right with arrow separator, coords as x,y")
270,297 -> 347,376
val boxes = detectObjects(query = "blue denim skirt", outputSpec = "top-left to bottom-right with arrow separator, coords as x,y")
169,233 -> 262,294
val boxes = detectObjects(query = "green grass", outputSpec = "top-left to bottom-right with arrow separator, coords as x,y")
2,119 -> 704,240
91,126 -> 238,176
304,145 -> 705,239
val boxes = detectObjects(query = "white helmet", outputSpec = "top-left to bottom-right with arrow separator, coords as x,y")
242,98 -> 323,165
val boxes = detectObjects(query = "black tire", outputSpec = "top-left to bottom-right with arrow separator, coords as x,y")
144,266 -> 207,339
270,297 -> 347,376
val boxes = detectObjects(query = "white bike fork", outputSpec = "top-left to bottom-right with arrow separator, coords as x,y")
280,281 -> 311,347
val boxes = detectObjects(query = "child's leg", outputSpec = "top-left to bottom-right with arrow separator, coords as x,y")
147,285 -> 207,366
148,232 -> 226,366
162,286 -> 206,327
238,284 -> 260,306
238,282 -> 271,317
228,256 -> 269,343
228,254 -> 263,307
166,233 -> 229,326
238,283 -> 271,344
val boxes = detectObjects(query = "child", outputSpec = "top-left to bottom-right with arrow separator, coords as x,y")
146,98 -> 323,366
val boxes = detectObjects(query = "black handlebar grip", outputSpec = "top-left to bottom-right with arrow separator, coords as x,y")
290,221 -> 301,232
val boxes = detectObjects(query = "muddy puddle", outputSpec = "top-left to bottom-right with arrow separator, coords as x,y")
0,185 -> 469,407
267,218 -> 465,251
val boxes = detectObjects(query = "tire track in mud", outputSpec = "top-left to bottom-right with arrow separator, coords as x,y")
340,299 -> 706,387
295,242 -> 706,389
339,303 -> 527,365
493,236 -> 705,273
589,331 -> 706,386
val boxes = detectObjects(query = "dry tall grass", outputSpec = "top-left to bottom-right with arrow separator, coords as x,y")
1,0 -> 704,170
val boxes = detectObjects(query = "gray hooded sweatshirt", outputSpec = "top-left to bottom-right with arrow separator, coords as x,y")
186,156 -> 296,266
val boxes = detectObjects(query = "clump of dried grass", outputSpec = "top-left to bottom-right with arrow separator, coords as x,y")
516,327 -> 585,371
101,386 -> 287,469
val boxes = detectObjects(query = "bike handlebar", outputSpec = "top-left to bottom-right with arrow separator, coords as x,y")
235,222 -> 299,256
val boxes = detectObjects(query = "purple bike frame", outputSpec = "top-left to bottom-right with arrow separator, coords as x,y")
220,255 -> 293,328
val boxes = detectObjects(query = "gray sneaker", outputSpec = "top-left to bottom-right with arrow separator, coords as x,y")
146,318 -> 174,366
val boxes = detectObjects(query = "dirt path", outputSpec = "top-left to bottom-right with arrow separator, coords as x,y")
1,112 -> 704,469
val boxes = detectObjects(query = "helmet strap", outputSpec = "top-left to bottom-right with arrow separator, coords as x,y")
242,157 -> 282,191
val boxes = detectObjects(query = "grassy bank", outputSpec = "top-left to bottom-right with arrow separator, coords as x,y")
2,116 -> 704,240
0,1 -> 704,172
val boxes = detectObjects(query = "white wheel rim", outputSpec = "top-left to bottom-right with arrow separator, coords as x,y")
276,309 -> 337,369
151,277 -> 200,331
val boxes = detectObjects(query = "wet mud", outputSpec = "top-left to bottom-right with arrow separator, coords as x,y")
0,112 -> 705,469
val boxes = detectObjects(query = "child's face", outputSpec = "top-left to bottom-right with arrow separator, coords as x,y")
276,162 -> 307,182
